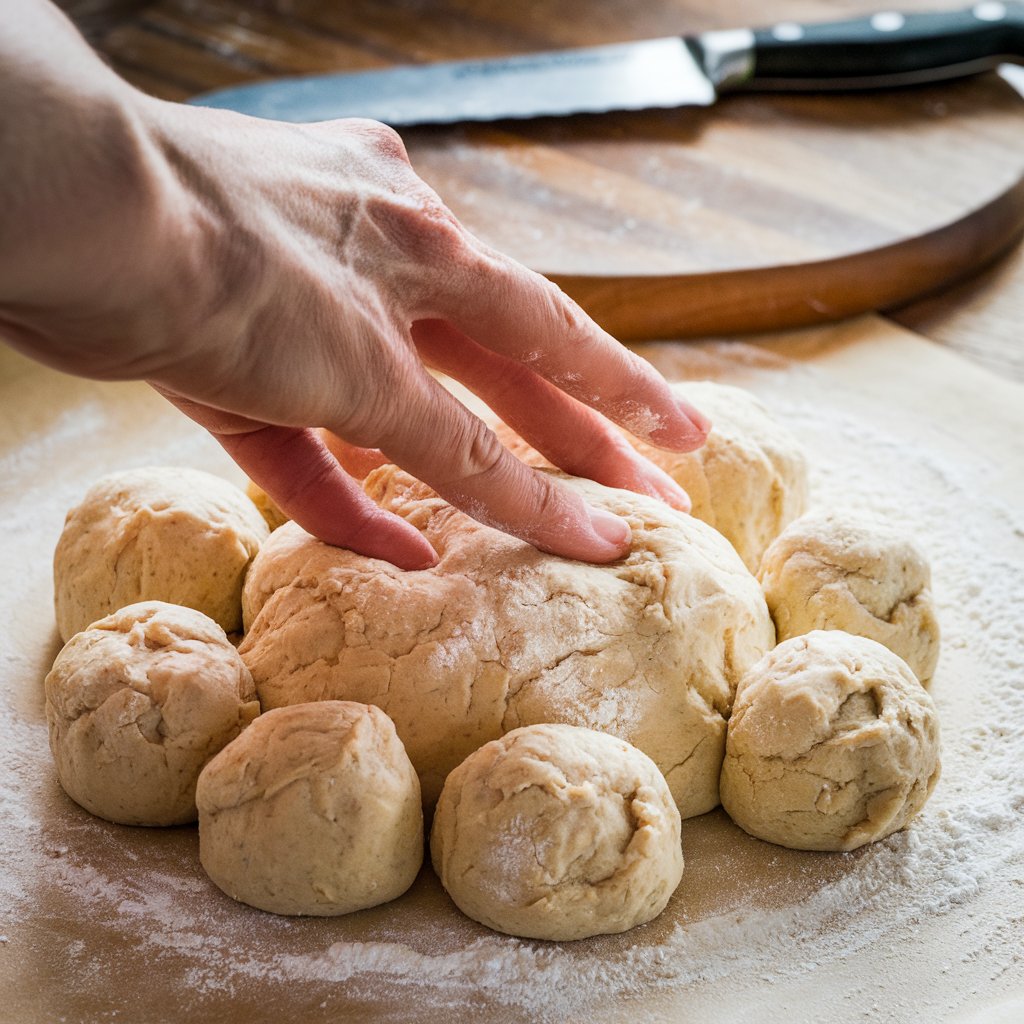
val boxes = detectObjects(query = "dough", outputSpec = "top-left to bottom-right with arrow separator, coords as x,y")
44,601 -> 260,826
430,723 -> 683,941
720,631 -> 941,852
54,467 -> 269,642
245,479 -> 289,532
498,380 -> 808,573
758,508 -> 941,684
196,700 -> 423,916
240,465 -> 775,817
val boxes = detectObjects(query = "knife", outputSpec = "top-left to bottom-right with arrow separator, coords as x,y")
189,3 -> 1024,125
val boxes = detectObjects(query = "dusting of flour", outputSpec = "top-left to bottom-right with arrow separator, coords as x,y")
1,342 -> 1022,1023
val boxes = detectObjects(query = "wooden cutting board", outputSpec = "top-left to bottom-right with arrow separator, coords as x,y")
2,319 -> 1023,1024
92,0 -> 1024,338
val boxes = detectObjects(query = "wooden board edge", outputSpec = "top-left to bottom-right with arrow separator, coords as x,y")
550,174 -> 1024,340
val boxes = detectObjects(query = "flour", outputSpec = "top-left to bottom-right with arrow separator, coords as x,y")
2,344 -> 1023,1022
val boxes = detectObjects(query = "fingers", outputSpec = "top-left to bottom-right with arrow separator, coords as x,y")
412,319 -> 693,513
156,390 -> 437,570
316,429 -> 388,480
427,246 -> 711,451
219,426 -> 438,570
335,363 -> 633,564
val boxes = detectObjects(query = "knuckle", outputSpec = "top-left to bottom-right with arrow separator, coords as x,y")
529,471 -> 565,523
611,355 -> 664,414
555,290 -> 591,336
535,278 -> 595,346
362,190 -> 467,266
447,419 -> 507,488
499,273 -> 602,364
344,118 -> 410,162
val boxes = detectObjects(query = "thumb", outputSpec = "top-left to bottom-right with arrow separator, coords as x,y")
155,389 -> 437,570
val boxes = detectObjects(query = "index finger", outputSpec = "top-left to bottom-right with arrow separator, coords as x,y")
428,244 -> 711,452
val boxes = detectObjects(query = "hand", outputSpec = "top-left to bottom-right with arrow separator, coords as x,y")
0,3 -> 709,569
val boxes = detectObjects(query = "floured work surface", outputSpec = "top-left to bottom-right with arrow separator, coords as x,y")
1,318 -> 1022,1023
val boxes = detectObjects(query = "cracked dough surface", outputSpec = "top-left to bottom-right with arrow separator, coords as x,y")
720,631 -> 941,852
498,381 -> 808,573
44,601 -> 260,826
430,723 -> 683,941
197,700 -> 423,916
53,467 -> 269,641
758,508 -> 941,683
239,465 -> 775,816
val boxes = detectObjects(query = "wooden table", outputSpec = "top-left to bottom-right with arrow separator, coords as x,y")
5,4 -> 1024,1024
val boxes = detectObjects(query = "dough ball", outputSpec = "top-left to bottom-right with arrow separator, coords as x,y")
54,467 -> 269,642
44,601 -> 260,826
197,700 -> 423,916
245,480 -> 289,532
720,631 -> 941,852
633,382 -> 808,571
240,465 -> 774,818
758,509 -> 940,684
497,381 -> 808,573
430,723 -> 683,941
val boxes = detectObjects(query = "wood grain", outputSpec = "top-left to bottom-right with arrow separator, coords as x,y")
4,319 -> 1024,1024
553,176 -> 1024,339
89,0 -> 1024,341
893,240 -> 1024,380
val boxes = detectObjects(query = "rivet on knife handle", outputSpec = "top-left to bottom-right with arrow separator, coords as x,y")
734,2 -> 1024,91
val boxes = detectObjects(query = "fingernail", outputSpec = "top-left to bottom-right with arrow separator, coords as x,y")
656,477 -> 691,513
588,506 -> 631,551
676,397 -> 712,436
412,550 -> 440,570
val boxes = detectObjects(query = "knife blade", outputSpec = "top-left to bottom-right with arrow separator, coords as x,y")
190,4 -> 1024,125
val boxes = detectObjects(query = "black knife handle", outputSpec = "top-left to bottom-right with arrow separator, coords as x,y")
745,3 -> 1024,90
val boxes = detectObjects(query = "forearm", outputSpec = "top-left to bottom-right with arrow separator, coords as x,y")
0,1 -> 186,378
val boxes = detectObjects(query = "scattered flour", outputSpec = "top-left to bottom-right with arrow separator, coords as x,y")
2,344 -> 1022,1022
